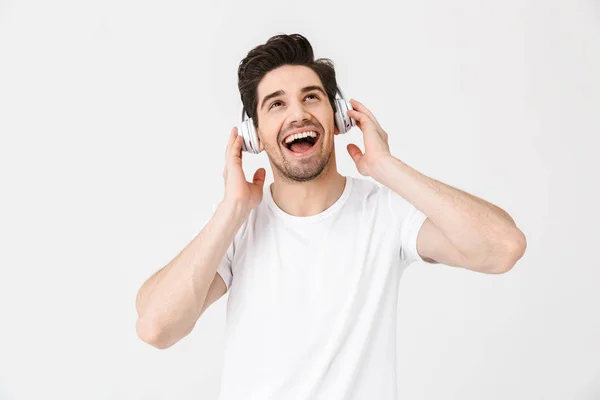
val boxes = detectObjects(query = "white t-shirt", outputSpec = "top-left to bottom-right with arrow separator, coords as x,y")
214,175 -> 428,400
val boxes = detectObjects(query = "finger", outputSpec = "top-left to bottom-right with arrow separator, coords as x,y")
349,99 -> 383,130
347,109 -> 372,126
225,127 -> 237,160
347,143 -> 363,165
231,133 -> 243,160
252,168 -> 266,188
349,99 -> 376,121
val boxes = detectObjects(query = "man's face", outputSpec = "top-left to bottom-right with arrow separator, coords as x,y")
255,65 -> 339,182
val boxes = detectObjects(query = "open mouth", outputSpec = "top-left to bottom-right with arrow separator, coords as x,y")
282,131 -> 320,155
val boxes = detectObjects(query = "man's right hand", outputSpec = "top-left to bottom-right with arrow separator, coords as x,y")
222,126 -> 266,213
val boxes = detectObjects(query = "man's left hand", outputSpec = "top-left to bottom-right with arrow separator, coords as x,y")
346,98 -> 392,177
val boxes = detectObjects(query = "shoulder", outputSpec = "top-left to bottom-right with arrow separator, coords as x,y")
346,176 -> 383,200
348,177 -> 418,225
342,176 -> 403,223
347,176 -> 403,209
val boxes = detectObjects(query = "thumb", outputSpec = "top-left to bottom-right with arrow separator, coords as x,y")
347,144 -> 363,165
252,168 -> 266,188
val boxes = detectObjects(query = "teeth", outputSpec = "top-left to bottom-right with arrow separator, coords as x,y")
284,131 -> 318,144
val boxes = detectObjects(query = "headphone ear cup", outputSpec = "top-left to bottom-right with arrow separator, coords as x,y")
247,121 -> 261,154
239,118 -> 260,154
334,101 -> 344,134
239,103 -> 261,154
238,119 -> 249,152
334,85 -> 356,135
334,98 -> 356,134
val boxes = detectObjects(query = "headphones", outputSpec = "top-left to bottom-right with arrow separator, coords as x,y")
238,84 -> 356,153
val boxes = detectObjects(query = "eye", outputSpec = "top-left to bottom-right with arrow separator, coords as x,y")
269,101 -> 282,110
268,94 -> 320,111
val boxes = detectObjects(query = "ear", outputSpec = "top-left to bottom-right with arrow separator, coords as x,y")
257,129 -> 265,152
333,124 -> 340,136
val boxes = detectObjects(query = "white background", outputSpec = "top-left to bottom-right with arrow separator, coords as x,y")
1,0 -> 599,399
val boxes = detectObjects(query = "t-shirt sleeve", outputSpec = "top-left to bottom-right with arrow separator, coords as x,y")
383,185 -> 428,266
400,203 -> 428,266
216,242 -> 233,289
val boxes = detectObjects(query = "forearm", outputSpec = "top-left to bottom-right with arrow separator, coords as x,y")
136,200 -> 248,347
371,155 -> 525,264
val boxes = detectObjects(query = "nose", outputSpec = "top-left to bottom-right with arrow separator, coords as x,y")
287,99 -> 312,125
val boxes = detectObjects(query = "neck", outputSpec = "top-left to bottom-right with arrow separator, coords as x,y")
270,163 -> 347,217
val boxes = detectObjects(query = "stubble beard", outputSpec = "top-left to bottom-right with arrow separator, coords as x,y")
270,140 -> 333,183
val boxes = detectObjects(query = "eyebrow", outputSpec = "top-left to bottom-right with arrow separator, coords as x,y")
259,85 -> 327,111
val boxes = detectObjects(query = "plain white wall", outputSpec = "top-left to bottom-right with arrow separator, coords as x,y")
1,0 -> 598,398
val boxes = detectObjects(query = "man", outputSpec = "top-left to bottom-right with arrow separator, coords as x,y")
135,34 -> 526,399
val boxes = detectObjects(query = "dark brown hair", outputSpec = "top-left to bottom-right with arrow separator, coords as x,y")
237,33 -> 338,130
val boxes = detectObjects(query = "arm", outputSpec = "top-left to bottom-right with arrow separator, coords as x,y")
371,156 -> 526,273
345,99 -> 526,274
135,200 -> 247,349
135,126 -> 266,349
